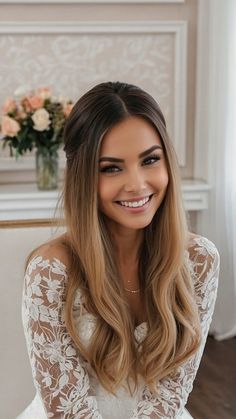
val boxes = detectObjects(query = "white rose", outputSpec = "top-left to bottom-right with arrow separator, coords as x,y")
32,108 -> 51,131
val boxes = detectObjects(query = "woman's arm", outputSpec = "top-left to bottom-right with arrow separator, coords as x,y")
22,253 -> 102,419
131,236 -> 220,419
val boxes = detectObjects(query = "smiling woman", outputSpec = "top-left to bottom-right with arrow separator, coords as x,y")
17,82 -> 220,419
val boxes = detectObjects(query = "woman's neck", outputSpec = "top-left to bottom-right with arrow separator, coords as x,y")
109,225 -> 143,267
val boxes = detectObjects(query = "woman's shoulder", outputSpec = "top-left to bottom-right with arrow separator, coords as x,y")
23,235 -> 71,316
186,231 -> 220,284
24,233 -> 70,277
187,231 -> 219,258
186,233 -> 220,324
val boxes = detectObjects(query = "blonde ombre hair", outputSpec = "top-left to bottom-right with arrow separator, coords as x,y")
57,82 -> 201,394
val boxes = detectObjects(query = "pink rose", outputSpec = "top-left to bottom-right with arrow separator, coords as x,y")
64,103 -> 73,117
1,115 -> 20,137
3,97 -> 17,114
28,95 -> 44,110
37,87 -> 52,100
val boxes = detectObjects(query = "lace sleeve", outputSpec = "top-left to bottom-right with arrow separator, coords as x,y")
131,236 -> 220,419
22,254 -> 103,419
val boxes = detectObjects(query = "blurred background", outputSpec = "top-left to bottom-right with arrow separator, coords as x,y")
0,1 -> 235,418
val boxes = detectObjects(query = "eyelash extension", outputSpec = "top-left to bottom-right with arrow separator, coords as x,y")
142,154 -> 161,165
99,165 -> 120,173
99,153 -> 161,173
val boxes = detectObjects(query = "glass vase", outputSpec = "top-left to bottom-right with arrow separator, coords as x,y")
36,149 -> 58,190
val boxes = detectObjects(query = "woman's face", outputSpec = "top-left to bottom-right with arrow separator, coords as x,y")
98,116 -> 169,231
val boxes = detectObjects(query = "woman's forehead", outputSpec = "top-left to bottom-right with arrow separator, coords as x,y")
99,116 -> 162,156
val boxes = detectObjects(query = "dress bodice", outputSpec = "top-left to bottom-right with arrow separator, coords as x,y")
18,234 -> 220,418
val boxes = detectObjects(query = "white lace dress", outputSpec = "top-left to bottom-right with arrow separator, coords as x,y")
16,235 -> 220,419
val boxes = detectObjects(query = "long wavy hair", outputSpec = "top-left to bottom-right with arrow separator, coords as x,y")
58,81 -> 200,395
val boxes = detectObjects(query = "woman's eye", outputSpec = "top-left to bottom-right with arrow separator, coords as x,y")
100,165 -> 120,173
143,154 -> 161,165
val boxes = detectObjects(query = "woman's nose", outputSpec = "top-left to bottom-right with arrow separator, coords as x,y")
123,169 -> 146,193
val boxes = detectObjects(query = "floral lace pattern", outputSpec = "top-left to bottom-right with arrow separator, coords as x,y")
22,235 -> 220,418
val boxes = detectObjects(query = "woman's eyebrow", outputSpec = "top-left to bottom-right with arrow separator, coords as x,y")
99,145 -> 162,163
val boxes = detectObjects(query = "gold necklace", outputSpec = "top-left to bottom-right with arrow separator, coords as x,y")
124,287 -> 141,294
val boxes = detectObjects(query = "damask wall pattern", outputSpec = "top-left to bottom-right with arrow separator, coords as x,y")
0,32 -> 174,126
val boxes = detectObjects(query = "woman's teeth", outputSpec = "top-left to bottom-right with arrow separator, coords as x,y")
119,196 -> 150,208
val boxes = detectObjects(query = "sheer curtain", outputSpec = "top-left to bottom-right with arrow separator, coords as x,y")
197,0 -> 236,340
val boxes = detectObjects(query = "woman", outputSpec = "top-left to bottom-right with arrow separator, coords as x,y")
17,81 -> 219,419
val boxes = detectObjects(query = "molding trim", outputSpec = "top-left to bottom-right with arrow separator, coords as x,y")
182,181 -> 210,211
0,1 -> 185,4
194,0 -> 210,182
0,219 -> 63,228
0,20 -> 187,35
0,20 -> 188,167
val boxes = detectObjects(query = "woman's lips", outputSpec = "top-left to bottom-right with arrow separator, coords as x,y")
115,194 -> 153,212
115,194 -> 153,204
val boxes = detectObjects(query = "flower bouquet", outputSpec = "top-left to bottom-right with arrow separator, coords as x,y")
0,87 -> 73,190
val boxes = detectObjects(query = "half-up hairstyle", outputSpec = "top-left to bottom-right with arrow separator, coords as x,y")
62,81 -> 201,395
